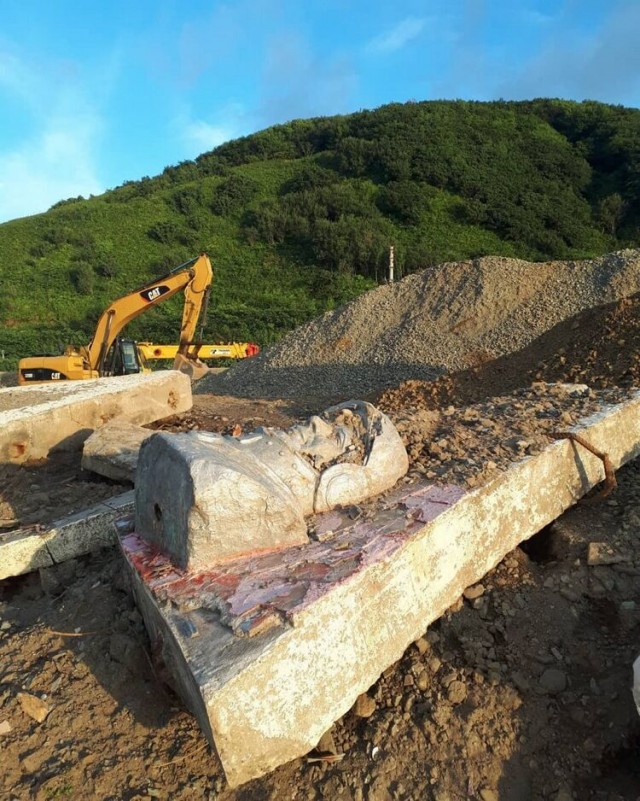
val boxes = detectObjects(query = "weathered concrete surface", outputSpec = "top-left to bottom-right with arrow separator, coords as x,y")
82,420 -> 155,482
0,492 -> 134,579
0,372 -> 191,464
120,390 -> 640,787
135,401 -> 408,569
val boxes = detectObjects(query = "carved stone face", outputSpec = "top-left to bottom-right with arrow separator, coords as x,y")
279,415 -> 353,469
195,408 -> 358,472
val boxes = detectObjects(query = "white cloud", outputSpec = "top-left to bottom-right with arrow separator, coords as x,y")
521,9 -> 555,26
184,120 -> 235,153
259,33 -> 357,125
0,115 -> 103,222
366,17 -> 427,55
500,1 -> 640,104
177,4 -> 244,88
0,49 -> 103,222
173,103 -> 247,159
0,50 -> 37,105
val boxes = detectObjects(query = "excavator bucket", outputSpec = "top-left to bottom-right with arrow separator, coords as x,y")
172,353 -> 210,381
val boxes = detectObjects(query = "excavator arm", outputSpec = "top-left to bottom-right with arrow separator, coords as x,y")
138,342 -> 260,360
87,254 -> 213,373
18,254 -> 214,385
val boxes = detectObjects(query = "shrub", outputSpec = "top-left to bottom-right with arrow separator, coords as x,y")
72,264 -> 95,295
210,174 -> 259,215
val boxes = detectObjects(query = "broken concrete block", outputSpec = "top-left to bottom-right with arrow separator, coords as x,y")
135,401 -> 408,568
82,419 -> 155,482
119,389 -> 640,787
0,372 -> 191,464
0,491 -> 134,580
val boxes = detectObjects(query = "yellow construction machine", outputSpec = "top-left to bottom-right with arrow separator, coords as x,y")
18,253 -> 213,385
138,341 -> 260,361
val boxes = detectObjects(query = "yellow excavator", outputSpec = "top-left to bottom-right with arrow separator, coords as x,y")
137,341 -> 260,361
18,253 -> 213,385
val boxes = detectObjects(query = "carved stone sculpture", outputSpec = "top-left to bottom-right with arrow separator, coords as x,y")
135,400 -> 408,569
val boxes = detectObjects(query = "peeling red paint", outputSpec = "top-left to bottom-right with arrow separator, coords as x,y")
120,483 -> 465,638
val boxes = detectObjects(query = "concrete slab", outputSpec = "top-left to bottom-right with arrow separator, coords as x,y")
0,372 -> 191,464
0,491 -> 134,579
82,420 -> 155,482
119,389 -> 640,787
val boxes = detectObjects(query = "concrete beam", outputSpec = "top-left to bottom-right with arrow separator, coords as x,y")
82,420 -> 154,482
0,372 -> 191,464
119,390 -> 640,787
0,492 -> 134,580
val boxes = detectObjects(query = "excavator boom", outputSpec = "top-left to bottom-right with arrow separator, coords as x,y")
88,254 -> 213,373
18,253 -> 214,385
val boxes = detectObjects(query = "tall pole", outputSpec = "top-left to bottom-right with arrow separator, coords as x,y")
389,245 -> 395,283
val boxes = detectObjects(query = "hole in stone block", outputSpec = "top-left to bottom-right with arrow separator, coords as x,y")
9,442 -> 26,459
154,503 -> 163,522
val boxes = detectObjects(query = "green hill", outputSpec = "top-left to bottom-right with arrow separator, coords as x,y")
1,98 -> 639,369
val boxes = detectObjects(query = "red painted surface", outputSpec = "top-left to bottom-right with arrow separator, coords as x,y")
121,482 -> 465,637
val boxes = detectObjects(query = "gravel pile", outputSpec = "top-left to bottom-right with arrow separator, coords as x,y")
198,249 -> 640,399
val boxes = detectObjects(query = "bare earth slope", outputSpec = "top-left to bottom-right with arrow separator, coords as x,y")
378,290 -> 640,413
199,249 -> 640,399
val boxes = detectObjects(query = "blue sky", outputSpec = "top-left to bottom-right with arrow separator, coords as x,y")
1,0 -> 639,223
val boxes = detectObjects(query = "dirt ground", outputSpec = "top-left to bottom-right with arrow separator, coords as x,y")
2,287 -> 640,800
1,382 -> 639,801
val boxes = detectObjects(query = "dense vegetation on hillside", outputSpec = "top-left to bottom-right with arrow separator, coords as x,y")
1,98 -> 639,369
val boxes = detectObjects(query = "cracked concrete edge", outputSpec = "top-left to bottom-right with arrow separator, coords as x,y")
0,491 -> 135,580
0,372 -> 192,464
125,390 -> 640,786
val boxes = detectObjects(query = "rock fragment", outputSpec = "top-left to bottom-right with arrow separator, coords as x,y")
354,694 -> 377,718
538,668 -> 567,695
82,419 -> 154,482
587,541 -> 629,566
463,583 -> 485,600
17,692 -> 51,723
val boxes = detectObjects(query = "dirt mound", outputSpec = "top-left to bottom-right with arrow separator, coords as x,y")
198,249 -> 640,399
378,291 -> 640,413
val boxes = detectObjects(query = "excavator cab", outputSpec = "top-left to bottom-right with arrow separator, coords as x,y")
103,338 -> 149,377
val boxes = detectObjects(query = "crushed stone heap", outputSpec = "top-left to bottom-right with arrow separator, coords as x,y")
198,249 -> 640,400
